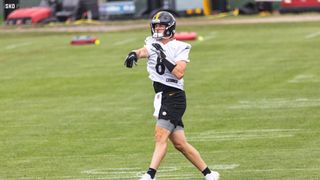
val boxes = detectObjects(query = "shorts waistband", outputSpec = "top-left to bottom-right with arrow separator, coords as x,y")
153,81 -> 182,93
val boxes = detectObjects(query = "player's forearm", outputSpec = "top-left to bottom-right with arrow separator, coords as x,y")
160,59 -> 186,80
171,66 -> 185,80
133,47 -> 148,59
171,61 -> 186,80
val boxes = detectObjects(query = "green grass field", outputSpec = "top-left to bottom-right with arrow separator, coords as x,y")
0,21 -> 319,179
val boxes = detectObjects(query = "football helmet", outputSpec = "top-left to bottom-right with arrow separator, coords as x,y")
150,11 -> 176,39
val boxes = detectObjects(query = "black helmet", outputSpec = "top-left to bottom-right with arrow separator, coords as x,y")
150,11 -> 176,39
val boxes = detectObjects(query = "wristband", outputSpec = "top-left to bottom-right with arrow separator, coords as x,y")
162,58 -> 176,72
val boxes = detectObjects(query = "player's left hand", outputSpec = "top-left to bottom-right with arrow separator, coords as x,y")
124,52 -> 138,68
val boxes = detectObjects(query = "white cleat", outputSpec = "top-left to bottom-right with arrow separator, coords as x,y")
140,173 -> 156,180
205,171 -> 220,180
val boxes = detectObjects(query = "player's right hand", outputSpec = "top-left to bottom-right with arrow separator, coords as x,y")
152,43 -> 166,60
124,52 -> 138,68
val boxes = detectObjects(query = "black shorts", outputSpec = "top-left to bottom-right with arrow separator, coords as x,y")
153,82 -> 186,128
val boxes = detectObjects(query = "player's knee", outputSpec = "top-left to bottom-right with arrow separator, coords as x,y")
173,142 -> 187,153
154,130 -> 168,143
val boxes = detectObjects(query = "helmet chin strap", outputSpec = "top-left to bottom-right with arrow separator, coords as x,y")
153,33 -> 172,40
153,32 -> 164,40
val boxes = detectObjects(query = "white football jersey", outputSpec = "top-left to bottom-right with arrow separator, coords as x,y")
144,36 -> 191,90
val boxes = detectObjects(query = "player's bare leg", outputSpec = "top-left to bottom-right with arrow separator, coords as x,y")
169,130 -> 207,171
149,126 -> 171,169
169,130 -> 219,179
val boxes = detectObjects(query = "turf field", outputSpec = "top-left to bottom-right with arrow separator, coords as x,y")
0,21 -> 319,179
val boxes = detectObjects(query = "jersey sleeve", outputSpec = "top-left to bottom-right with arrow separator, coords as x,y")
174,43 -> 192,63
144,36 -> 154,57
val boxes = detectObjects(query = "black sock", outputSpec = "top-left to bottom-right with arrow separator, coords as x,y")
147,168 -> 157,179
202,167 -> 211,176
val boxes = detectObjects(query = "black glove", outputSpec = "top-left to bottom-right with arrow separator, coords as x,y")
152,43 -> 176,72
124,52 -> 138,68
152,43 -> 166,60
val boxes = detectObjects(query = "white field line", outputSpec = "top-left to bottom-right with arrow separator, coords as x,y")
19,167 -> 320,179
22,166 -> 320,179
195,129 -> 301,135
82,167 -> 177,175
6,129 -> 303,145
288,74 -> 319,83
188,128 -> 301,136
113,38 -> 137,46
20,176 -> 91,180
228,98 -> 320,109
233,167 -> 320,172
210,164 -> 240,170
82,164 -> 238,179
305,31 -> 320,39
188,129 -> 299,141
203,34 -> 216,41
156,174 -> 201,178
156,177 -> 195,180
163,164 -> 239,172
188,134 -> 294,141
8,154 -> 119,162
106,129 -> 303,141
5,42 -> 33,50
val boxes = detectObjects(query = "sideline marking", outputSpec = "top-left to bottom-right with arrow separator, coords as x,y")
188,129 -> 299,141
81,164 -> 238,179
5,42 -> 33,50
288,74 -> 318,83
212,164 -> 240,170
233,167 -> 320,172
228,98 -> 320,109
305,31 -> 320,39
114,38 -> 137,46
82,167 -> 141,175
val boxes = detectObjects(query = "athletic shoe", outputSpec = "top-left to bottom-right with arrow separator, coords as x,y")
205,171 -> 220,180
140,173 -> 156,180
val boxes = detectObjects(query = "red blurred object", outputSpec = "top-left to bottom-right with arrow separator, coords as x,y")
70,36 -> 98,45
280,0 -> 320,13
174,32 -> 198,41
6,7 -> 52,25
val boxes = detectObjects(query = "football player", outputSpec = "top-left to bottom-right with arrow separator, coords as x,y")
124,11 -> 219,180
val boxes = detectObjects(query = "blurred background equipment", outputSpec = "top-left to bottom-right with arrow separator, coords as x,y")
99,0 -> 206,20
2,0 -> 320,24
279,0 -> 320,13
5,0 -> 61,25
56,0 -> 99,21
211,0 -> 228,13
70,35 -> 100,45
99,0 -> 136,20
55,0 -> 80,21
5,0 -> 58,25
174,32 -> 198,41
6,6 -> 52,25
5,0 -> 99,25
231,0 -> 274,15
